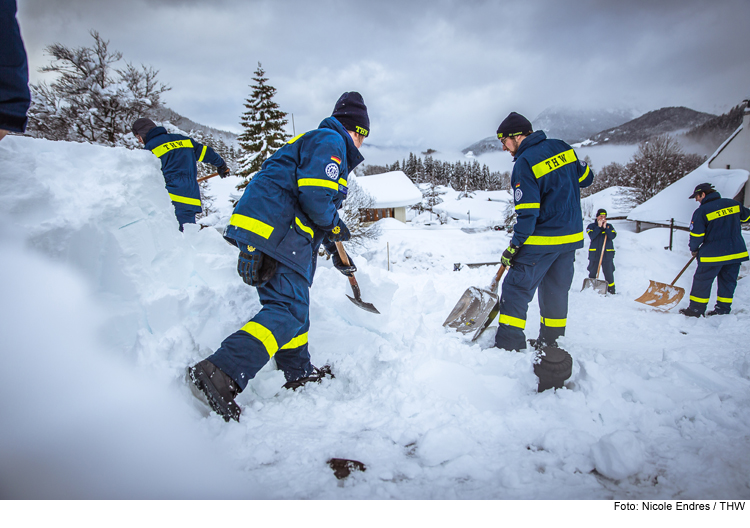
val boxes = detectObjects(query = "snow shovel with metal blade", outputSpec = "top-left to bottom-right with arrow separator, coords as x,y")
634,256 -> 696,310
581,235 -> 608,294
335,242 -> 380,314
443,265 -> 507,341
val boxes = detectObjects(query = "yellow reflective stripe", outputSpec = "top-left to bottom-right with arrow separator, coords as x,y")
540,317 -> 566,328
229,214 -> 275,239
295,217 -> 314,238
515,203 -> 540,210
298,178 -> 339,191
498,314 -> 526,329
579,165 -> 590,182
287,132 -> 306,144
151,139 -> 193,158
240,322 -> 279,357
168,193 -> 201,206
531,149 -> 577,179
198,145 -> 207,162
742,213 -> 750,222
525,231 -> 584,246
706,205 -> 739,221
281,332 -> 309,350
608,282 -> 615,287
337,178 -> 348,188
589,248 -> 596,251
690,295 -> 709,304
690,232 -> 705,237
716,296 -> 733,303
606,249 -> 615,252
700,251 -> 749,263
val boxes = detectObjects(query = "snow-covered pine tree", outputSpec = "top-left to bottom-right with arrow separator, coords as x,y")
236,63 -> 289,188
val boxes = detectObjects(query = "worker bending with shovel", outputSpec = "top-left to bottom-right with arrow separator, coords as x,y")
680,182 -> 750,318
187,92 -> 369,422
585,208 -> 617,294
494,112 -> 594,352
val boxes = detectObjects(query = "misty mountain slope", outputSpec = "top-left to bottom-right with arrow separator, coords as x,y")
587,106 -> 716,145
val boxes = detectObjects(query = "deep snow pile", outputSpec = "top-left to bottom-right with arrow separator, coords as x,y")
1,136 -> 749,499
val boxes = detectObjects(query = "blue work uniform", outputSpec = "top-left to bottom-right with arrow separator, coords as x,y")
495,131 -> 594,351
143,126 -> 225,230
686,191 -> 750,314
0,0 -> 30,133
208,117 -> 363,390
586,221 -> 617,293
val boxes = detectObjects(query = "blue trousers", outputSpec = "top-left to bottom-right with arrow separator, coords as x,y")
207,262 -> 313,391
587,252 -> 615,291
687,263 -> 740,315
175,207 -> 197,231
495,250 -> 576,351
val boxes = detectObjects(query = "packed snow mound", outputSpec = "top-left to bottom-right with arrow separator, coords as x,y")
2,136 -> 750,499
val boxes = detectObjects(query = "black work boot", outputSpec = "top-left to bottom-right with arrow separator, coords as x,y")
283,365 -> 334,391
679,307 -> 703,318
187,359 -> 242,422
706,308 -> 730,316
607,285 -> 616,295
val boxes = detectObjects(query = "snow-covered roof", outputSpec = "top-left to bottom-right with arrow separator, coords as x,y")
355,171 -> 422,208
581,186 -> 635,219
626,163 -> 749,227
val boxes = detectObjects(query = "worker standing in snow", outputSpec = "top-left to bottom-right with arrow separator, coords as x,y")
0,0 -> 31,140
495,112 -> 594,351
680,182 -> 750,317
586,208 -> 617,294
187,92 -> 369,422
131,118 -> 229,231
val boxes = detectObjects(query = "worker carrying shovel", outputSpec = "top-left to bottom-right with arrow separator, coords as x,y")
679,182 -> 750,318
586,208 -> 617,294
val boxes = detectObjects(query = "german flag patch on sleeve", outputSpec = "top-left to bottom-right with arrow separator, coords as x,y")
331,156 -> 341,164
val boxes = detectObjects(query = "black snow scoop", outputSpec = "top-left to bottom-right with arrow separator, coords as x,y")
581,235 -> 608,294
335,241 -> 380,314
443,265 -> 506,341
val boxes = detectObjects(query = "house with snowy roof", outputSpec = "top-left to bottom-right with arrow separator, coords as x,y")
354,170 -> 422,223
626,101 -> 750,232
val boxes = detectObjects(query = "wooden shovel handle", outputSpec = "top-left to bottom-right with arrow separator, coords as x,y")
489,265 -> 507,293
671,256 -> 696,286
335,241 -> 362,300
197,172 -> 219,183
334,241 -> 351,266
595,235 -> 607,278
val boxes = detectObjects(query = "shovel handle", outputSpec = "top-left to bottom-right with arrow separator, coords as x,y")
197,172 -> 219,183
595,235 -> 607,279
489,265 -> 507,293
671,256 -> 696,286
335,241 -> 362,300
335,241 -> 351,266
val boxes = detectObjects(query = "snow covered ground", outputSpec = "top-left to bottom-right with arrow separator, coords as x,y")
1,136 -> 750,501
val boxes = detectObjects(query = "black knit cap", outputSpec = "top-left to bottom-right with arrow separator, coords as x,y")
497,112 -> 533,139
131,117 -> 156,138
596,208 -> 607,217
689,182 -> 715,199
332,92 -> 370,137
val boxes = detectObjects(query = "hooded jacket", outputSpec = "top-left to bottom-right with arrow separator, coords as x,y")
223,117 -> 364,284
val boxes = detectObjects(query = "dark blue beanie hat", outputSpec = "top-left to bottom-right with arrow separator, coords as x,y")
332,92 -> 370,137
496,112 -> 533,139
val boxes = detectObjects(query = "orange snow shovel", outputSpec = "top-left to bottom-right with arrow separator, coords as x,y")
581,235 -> 608,294
335,242 -> 380,314
197,172 -> 219,183
443,265 -> 507,341
634,256 -> 696,310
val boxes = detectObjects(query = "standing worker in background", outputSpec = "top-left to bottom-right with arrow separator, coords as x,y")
0,0 -> 31,140
131,118 -> 229,231
187,92 -> 369,422
680,182 -> 750,317
586,208 -> 617,294
495,112 -> 594,351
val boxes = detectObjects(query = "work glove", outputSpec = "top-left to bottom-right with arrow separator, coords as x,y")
501,243 -> 520,268
326,217 -> 351,242
331,249 -> 357,277
237,246 -> 277,287
217,164 -> 230,178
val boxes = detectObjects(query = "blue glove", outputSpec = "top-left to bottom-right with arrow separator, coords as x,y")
331,249 -> 357,276
501,244 -> 520,268
217,164 -> 230,178
327,218 -> 351,242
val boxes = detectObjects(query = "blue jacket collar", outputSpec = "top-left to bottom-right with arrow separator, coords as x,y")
319,116 -> 364,171
144,126 -> 167,145
701,192 -> 722,205
514,130 -> 546,161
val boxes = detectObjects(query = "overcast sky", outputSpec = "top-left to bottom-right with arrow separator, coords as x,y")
16,0 -> 750,151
